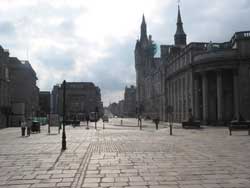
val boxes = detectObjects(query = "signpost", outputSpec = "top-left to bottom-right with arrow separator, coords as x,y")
62,80 -> 67,150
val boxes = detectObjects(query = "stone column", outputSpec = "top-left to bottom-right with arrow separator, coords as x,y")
216,70 -> 223,121
202,72 -> 208,124
194,74 -> 200,120
233,69 -> 240,120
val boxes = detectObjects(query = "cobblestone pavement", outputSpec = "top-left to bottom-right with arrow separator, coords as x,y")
0,118 -> 250,188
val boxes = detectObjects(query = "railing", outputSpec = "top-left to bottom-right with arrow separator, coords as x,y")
193,49 -> 237,62
231,31 -> 250,45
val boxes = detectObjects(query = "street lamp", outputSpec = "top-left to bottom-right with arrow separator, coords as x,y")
95,106 -> 99,129
62,80 -> 67,150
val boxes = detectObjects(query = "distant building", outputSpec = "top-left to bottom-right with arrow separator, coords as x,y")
51,84 -> 60,114
8,58 -> 39,126
123,85 -> 136,117
118,100 -> 124,117
0,46 -> 10,128
135,5 -> 250,124
39,91 -> 50,117
108,102 -> 119,117
52,82 -> 103,119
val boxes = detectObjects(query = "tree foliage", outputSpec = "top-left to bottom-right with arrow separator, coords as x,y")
146,41 -> 157,57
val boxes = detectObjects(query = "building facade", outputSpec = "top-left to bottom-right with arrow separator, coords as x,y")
135,6 -> 250,124
52,82 -> 103,119
0,46 -> 10,128
134,16 -> 164,120
39,91 -> 51,117
8,58 -> 39,126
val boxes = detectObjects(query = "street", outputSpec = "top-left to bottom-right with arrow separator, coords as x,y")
0,118 -> 250,188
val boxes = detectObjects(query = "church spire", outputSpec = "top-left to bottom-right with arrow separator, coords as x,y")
174,4 -> 186,47
140,14 -> 148,42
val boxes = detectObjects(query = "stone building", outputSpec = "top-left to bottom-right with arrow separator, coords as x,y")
108,101 -> 124,117
8,58 -> 39,126
52,82 -> 103,119
39,91 -> 50,117
134,15 -> 164,120
123,85 -> 136,117
135,5 -> 250,124
108,102 -> 119,117
0,46 -> 10,128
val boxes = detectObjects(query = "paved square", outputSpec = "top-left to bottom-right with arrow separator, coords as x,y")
0,118 -> 250,188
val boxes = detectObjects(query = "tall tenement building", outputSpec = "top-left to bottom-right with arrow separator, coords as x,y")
0,46 -> 10,128
8,58 -> 39,126
52,82 -> 103,119
1,48 -> 39,127
135,5 -> 250,124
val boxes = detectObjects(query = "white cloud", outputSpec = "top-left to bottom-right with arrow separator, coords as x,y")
0,0 -> 250,106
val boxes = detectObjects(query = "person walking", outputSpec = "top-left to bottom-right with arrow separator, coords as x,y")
27,118 -> 32,136
86,114 -> 90,129
20,120 -> 26,137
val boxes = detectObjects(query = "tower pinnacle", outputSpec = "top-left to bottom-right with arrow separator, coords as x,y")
174,4 -> 186,47
140,14 -> 148,42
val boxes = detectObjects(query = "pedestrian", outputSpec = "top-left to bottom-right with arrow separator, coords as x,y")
27,118 -> 32,136
138,115 -> 142,126
154,117 -> 160,130
20,119 -> 26,137
138,115 -> 142,130
86,114 -> 90,129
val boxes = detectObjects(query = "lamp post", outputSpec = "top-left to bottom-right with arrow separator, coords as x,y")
62,80 -> 67,150
94,107 -> 98,130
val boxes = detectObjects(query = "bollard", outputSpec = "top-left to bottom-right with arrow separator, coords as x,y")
103,122 -> 105,129
21,127 -> 26,136
170,123 -> 172,135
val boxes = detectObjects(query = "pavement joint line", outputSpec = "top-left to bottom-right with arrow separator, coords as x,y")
72,143 -> 93,188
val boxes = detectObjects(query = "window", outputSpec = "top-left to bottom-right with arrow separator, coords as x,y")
5,67 -> 9,81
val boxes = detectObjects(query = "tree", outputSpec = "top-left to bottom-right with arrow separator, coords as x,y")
146,41 -> 157,57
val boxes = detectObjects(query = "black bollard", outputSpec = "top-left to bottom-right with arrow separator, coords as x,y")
21,127 -> 26,136
170,123 -> 172,135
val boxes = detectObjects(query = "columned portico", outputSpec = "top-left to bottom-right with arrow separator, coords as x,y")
193,69 -> 235,124
216,70 -> 223,121
233,69 -> 240,120
194,75 -> 200,120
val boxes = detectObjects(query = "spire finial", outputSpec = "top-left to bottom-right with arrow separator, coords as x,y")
140,14 -> 147,42
174,1 -> 186,47
142,14 -> 146,24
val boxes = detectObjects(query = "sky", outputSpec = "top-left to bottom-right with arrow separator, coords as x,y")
0,0 -> 250,106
